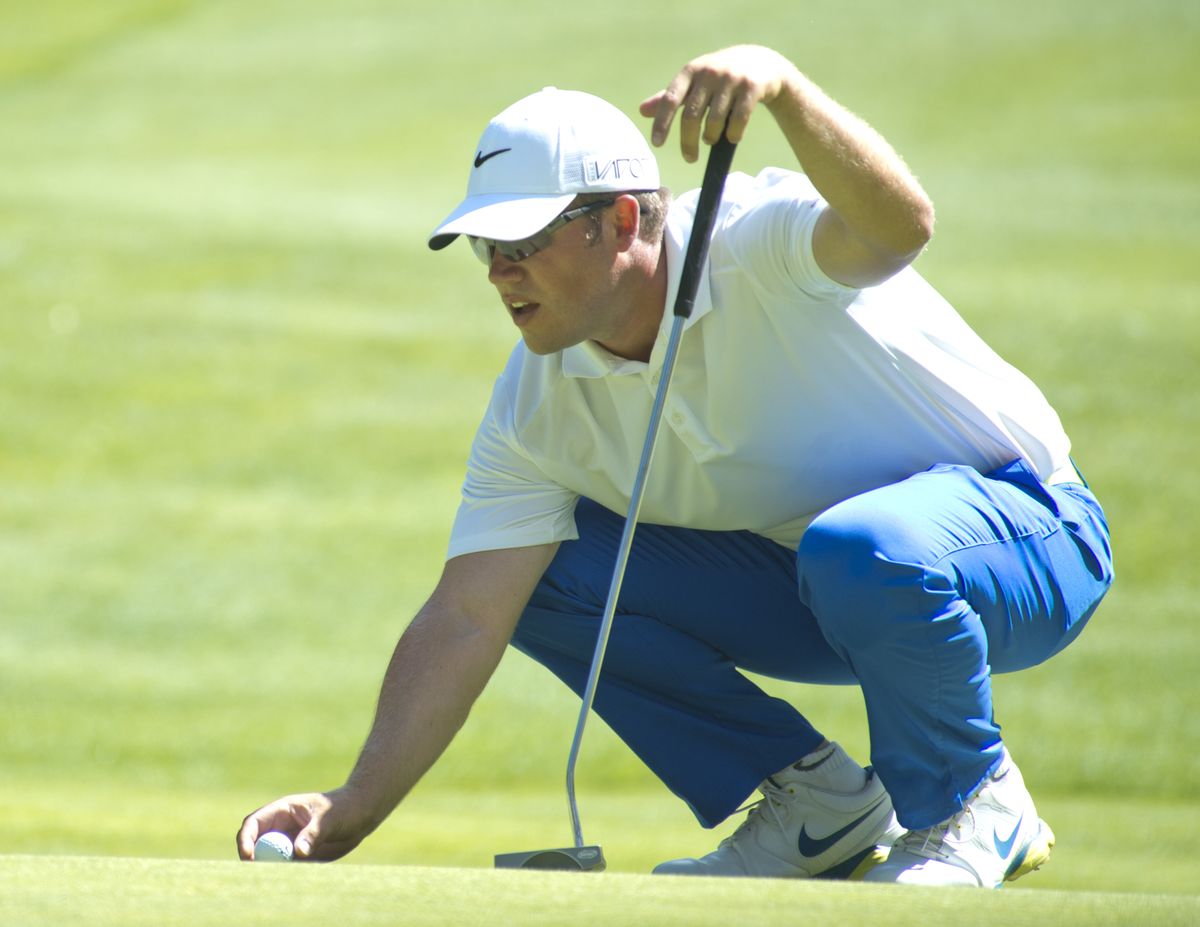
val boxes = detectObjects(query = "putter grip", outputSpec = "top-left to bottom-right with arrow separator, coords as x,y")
673,135 -> 736,319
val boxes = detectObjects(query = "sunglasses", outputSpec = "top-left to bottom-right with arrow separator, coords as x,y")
469,199 -> 615,265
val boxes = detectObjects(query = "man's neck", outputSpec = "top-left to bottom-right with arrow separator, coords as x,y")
593,239 -> 669,363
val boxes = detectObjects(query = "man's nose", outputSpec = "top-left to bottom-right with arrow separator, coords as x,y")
487,249 -> 522,283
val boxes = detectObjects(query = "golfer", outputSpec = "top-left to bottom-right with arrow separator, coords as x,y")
238,45 -> 1112,888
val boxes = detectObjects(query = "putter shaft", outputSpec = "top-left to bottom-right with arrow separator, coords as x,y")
563,136 -> 737,851
564,311 -> 688,848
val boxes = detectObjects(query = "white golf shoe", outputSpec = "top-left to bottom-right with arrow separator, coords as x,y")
653,743 -> 903,879
865,749 -> 1055,888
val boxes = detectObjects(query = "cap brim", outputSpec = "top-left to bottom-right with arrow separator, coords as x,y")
428,192 -> 575,251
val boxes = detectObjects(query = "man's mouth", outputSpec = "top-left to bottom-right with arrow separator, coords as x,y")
508,300 -> 539,326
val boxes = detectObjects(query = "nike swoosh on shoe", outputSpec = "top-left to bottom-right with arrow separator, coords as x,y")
993,814 -> 1024,858
796,799 -> 887,859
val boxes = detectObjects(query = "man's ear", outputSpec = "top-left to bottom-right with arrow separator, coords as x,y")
611,194 -> 641,252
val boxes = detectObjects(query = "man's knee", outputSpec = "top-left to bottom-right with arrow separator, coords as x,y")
796,502 -> 938,652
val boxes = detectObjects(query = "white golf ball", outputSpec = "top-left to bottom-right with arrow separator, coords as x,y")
254,831 -> 294,862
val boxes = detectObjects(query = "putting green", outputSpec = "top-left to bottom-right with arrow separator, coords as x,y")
2,856 -> 1197,927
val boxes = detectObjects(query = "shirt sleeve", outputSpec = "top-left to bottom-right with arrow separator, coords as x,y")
446,373 -> 580,560
721,168 -> 861,305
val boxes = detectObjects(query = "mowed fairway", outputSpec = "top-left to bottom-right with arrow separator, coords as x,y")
2,0 -> 1197,922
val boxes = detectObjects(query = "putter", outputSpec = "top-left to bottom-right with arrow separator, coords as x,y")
496,134 -> 737,872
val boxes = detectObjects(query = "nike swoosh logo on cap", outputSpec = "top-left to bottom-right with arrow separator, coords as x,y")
796,799 -> 886,859
993,815 -> 1024,858
474,147 -> 511,168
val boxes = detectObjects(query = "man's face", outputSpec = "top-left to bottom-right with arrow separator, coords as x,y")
481,201 -> 635,357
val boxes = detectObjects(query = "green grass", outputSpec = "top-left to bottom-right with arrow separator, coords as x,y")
3,857 -> 1197,927
2,0 -> 1198,919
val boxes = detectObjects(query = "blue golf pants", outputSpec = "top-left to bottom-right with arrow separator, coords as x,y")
510,460 -> 1113,830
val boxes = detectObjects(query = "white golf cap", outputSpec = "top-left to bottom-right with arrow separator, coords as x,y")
428,87 -> 660,250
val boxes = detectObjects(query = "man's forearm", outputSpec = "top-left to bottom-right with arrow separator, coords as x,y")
236,545 -> 557,862
767,67 -> 934,262
337,601 -> 512,830
331,544 -> 558,835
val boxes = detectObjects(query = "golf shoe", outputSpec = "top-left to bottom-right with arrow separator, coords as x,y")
865,749 -> 1054,888
653,743 -> 903,879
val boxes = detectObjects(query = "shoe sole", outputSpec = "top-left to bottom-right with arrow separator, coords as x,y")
1004,819 -> 1056,883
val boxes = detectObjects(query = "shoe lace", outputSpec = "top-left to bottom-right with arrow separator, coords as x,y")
719,779 -> 793,849
897,805 -> 977,861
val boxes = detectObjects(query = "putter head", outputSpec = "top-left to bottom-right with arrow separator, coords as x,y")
494,845 -> 606,871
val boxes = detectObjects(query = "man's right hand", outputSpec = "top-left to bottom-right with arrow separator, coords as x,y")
237,788 -> 373,862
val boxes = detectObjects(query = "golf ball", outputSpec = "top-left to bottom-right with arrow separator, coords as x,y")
254,831 -> 294,862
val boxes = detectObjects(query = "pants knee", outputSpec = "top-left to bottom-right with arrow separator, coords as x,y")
796,506 -> 936,652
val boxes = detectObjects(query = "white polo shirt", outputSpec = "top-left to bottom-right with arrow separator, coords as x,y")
447,168 -> 1071,558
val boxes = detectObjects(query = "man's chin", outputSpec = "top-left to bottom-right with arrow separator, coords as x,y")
520,334 -> 584,356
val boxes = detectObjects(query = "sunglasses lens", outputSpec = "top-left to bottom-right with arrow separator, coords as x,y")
494,239 -> 537,262
469,236 -> 534,264
469,237 -> 493,264
507,242 -> 534,261
467,206 -> 602,264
